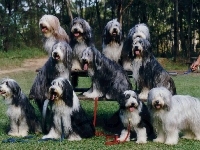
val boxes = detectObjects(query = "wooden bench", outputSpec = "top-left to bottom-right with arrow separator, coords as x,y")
71,70 -> 133,100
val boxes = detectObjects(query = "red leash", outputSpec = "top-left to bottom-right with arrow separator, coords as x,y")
93,97 -> 131,145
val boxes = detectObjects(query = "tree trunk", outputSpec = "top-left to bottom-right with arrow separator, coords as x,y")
173,0 -> 179,62
66,0 -> 73,23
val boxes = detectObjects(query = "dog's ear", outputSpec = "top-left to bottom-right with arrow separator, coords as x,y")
7,81 -> 21,105
63,42 -> 72,69
94,50 -> 102,70
62,79 -> 73,107
144,39 -> 151,50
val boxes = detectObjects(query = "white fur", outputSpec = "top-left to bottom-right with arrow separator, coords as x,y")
42,78 -> 81,141
148,87 -> 200,145
118,90 -> 147,144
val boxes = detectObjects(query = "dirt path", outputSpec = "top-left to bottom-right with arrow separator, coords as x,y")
0,57 -> 48,75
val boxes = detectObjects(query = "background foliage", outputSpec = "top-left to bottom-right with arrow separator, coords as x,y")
0,0 -> 200,61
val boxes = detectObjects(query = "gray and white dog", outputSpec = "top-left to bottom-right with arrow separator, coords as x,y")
147,87 -> 200,145
42,77 -> 95,140
29,41 -> 72,114
69,17 -> 93,71
39,14 -> 69,56
0,78 -> 41,137
130,37 -> 176,101
81,46 -> 132,102
102,19 -> 123,63
121,23 -> 150,71
118,90 -> 155,144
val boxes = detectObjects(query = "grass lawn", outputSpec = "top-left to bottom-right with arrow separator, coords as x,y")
0,70 -> 200,150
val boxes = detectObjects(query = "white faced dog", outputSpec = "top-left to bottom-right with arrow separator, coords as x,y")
42,77 -> 95,140
121,23 -> 150,71
118,90 -> 155,144
81,46 -> 132,102
102,19 -> 123,63
39,14 -> 69,56
0,78 -> 41,137
69,17 -> 93,71
147,87 -> 200,145
131,37 -> 176,101
29,41 -> 72,114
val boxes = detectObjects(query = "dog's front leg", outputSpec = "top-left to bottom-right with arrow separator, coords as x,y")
117,129 -> 130,142
8,120 -> 20,137
135,127 -> 147,144
42,127 -> 60,139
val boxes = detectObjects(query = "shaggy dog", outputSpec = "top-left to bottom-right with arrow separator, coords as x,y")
39,14 -> 69,56
147,87 -> 200,145
69,17 -> 93,71
29,41 -> 72,113
81,46 -> 132,102
130,37 -> 176,101
121,23 -> 150,71
0,78 -> 41,137
42,77 -> 95,140
102,19 -> 123,63
118,90 -> 155,144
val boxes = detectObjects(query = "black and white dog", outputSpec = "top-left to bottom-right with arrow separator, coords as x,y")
69,17 -> 93,71
42,77 -> 95,140
121,23 -> 150,71
102,19 -> 123,63
0,78 -> 41,137
29,41 -> 72,113
39,14 -> 69,56
81,46 -> 132,102
131,37 -> 176,101
118,90 -> 155,144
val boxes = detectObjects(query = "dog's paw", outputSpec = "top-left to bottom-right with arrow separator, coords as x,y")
153,137 -> 165,143
8,131 -> 19,137
83,91 -> 102,98
136,139 -> 147,144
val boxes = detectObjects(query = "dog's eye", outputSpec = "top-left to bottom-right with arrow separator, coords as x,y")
125,94 -> 130,99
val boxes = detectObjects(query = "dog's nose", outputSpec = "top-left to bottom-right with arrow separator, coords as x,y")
50,88 -> 55,92
155,100 -> 159,104
74,28 -> 78,32
113,28 -> 117,32
135,46 -> 138,50
130,103 -> 135,107
53,52 -> 58,57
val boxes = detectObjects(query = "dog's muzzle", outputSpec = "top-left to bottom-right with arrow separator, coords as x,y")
112,28 -> 118,36
72,28 -> 82,37
82,59 -> 89,70
49,88 -> 58,100
153,100 -> 162,109
127,103 -> 138,112
52,52 -> 60,60
133,46 -> 141,56
40,24 -> 48,33
0,89 -> 6,95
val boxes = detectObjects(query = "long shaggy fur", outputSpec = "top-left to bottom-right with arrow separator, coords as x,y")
69,17 -> 93,70
39,14 -> 69,56
42,77 -> 95,140
81,46 -> 132,103
102,19 -> 123,63
29,41 -> 72,113
121,23 -> 150,71
0,78 -> 41,137
118,90 -> 155,144
130,37 -> 176,101
147,87 -> 200,145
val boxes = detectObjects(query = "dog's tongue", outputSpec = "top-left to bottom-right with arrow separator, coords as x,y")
156,105 -> 161,109
135,50 -> 140,55
50,94 -> 55,100
129,107 -> 134,112
74,33 -> 79,37
41,27 -> 47,33
84,63 -> 88,70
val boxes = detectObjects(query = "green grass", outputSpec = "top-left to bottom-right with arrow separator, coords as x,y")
0,48 -> 46,70
0,70 -> 200,150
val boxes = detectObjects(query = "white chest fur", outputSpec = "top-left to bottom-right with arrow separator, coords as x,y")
132,58 -> 142,83
7,105 -> 22,121
102,42 -> 123,62
73,42 -> 87,59
56,62 -> 69,79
